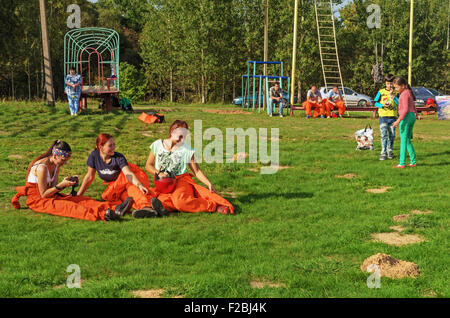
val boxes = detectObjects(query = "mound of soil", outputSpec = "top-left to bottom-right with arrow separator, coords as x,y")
361,253 -> 419,279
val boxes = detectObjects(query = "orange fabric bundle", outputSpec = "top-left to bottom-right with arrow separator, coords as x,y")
151,173 -> 234,214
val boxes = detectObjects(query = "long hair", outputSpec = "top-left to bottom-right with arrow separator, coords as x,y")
394,76 -> 416,101
26,140 -> 72,178
95,133 -> 113,150
168,120 -> 188,137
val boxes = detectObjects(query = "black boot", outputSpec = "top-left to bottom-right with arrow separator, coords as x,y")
115,197 -> 133,216
151,197 -> 169,217
105,208 -> 120,221
132,207 -> 158,218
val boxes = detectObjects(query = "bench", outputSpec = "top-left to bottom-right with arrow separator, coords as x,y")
290,105 -> 435,119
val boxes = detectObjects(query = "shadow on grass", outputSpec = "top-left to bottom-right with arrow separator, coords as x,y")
237,192 -> 313,204
420,151 -> 450,158
417,162 -> 450,167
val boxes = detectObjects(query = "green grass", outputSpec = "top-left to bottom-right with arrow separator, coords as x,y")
0,100 -> 449,298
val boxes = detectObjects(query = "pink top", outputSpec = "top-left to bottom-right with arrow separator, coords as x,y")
398,89 -> 417,121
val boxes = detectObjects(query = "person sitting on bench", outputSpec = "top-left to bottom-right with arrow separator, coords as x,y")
325,85 -> 346,118
302,86 -> 325,119
269,82 -> 286,118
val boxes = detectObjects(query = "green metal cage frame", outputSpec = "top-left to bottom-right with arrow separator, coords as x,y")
64,27 -> 120,92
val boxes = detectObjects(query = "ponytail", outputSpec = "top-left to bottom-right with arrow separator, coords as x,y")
406,84 -> 416,101
26,140 -> 72,178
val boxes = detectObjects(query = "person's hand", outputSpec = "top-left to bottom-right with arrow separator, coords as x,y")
157,172 -> 169,178
208,183 -> 216,193
61,177 -> 77,188
138,184 -> 149,195
392,120 -> 400,128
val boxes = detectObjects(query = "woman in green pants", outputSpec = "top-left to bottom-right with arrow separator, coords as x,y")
392,77 -> 417,168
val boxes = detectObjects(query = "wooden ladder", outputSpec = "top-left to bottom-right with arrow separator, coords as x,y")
314,0 -> 348,109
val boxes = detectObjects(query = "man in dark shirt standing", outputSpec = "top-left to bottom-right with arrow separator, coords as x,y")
269,82 -> 286,118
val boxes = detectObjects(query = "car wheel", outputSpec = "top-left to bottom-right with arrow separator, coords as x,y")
358,99 -> 368,107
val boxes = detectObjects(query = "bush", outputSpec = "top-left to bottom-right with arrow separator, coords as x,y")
119,62 -> 147,102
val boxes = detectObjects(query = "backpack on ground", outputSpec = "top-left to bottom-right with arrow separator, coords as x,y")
138,111 -> 165,124
355,125 -> 374,150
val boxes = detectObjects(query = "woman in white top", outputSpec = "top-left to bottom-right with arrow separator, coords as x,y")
11,140 -> 132,221
145,120 -> 234,214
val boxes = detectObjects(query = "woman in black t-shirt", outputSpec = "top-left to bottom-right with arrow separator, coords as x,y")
78,133 -> 167,218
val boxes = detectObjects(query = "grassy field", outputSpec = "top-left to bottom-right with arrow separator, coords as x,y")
0,100 -> 448,298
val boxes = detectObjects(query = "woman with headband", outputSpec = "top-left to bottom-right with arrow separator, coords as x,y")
11,140 -> 133,221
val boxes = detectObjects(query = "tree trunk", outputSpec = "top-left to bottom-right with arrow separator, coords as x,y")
232,75 -> 236,99
26,61 -> 31,101
11,68 -> 14,100
170,68 -> 173,103
297,80 -> 301,102
221,75 -> 225,104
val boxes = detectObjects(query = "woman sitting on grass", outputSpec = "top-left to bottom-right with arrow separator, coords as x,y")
11,140 -> 132,221
145,120 -> 234,214
77,133 -> 167,218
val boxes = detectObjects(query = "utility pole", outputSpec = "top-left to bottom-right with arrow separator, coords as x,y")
408,0 -> 414,86
290,0 -> 299,107
39,0 -> 55,106
263,0 -> 269,110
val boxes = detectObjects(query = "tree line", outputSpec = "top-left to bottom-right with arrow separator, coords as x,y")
0,0 -> 448,103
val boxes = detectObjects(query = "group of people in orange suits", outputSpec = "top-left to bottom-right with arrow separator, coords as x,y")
301,85 -> 346,119
11,120 -> 234,222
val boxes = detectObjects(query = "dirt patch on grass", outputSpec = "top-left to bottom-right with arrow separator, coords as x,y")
422,290 -> 437,297
131,289 -> 182,298
393,209 -> 432,222
261,136 -> 280,141
233,152 -> 249,161
389,225 -> 406,232
131,289 -> 165,298
361,253 -> 419,279
0,131 -> 8,135
202,109 -> 250,115
366,186 -> 392,194
141,131 -> 153,137
248,165 -> 291,172
392,214 -> 411,222
8,154 -> 23,159
336,173 -> 357,179
371,232 -> 426,246
411,209 -> 433,215
250,280 -> 286,289
221,191 -> 242,199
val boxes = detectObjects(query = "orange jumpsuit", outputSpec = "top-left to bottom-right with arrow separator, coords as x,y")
302,101 -> 325,117
325,99 -> 346,117
11,183 -> 115,221
149,173 -> 234,214
100,163 -> 154,210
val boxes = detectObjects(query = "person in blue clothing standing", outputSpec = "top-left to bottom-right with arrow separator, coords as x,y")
65,66 -> 82,116
373,74 -> 399,160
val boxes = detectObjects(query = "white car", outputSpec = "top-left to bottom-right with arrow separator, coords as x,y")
320,87 -> 373,107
